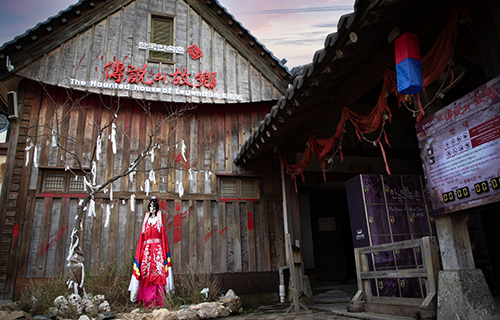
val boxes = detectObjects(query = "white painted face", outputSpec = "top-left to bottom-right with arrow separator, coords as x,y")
149,202 -> 157,214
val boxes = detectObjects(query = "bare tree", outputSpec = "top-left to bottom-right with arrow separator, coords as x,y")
24,85 -> 197,294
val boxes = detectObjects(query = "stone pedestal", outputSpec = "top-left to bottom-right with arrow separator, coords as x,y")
435,214 -> 499,320
437,269 -> 499,319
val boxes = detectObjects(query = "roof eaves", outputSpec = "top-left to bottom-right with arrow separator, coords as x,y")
0,0 -> 134,81
234,1 -> 380,165
0,0 -> 87,52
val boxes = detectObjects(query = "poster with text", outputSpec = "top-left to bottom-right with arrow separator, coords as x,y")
415,75 -> 500,215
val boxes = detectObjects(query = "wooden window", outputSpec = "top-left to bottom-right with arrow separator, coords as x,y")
220,177 -> 259,200
149,15 -> 174,62
42,170 -> 86,193
241,180 -> 258,198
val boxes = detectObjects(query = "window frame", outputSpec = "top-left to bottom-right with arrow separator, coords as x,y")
218,175 -> 261,201
148,14 -> 175,64
40,169 -> 87,194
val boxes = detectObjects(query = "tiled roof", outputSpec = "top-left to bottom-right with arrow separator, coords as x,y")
234,0 -> 466,165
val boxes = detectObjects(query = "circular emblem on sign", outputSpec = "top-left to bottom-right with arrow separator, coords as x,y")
0,114 -> 9,133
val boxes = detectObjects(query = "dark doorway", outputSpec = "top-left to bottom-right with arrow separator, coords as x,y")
477,205 -> 500,296
308,192 -> 356,282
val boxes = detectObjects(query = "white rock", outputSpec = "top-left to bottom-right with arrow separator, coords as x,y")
189,302 -> 219,319
222,289 -> 237,299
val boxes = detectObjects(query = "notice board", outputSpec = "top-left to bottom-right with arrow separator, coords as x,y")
415,76 -> 500,215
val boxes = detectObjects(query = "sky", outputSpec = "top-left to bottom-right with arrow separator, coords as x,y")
0,0 -> 354,68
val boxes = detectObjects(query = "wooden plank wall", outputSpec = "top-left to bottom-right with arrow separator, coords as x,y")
0,80 -> 43,298
13,83 -> 285,281
16,0 -> 283,104
23,197 -> 285,277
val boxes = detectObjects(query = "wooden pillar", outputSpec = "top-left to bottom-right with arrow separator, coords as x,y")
0,118 -> 20,298
434,213 -> 474,270
435,213 -> 497,319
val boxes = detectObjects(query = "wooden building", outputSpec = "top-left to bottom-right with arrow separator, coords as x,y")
234,0 -> 500,318
0,0 -> 292,299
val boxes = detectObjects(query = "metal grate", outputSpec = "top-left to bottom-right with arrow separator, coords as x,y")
221,179 -> 238,198
241,180 -> 257,198
45,173 -> 64,191
68,175 -> 86,192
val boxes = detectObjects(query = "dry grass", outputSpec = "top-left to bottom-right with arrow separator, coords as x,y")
83,263 -> 137,313
16,259 -> 222,316
16,277 -> 68,316
163,261 -> 222,309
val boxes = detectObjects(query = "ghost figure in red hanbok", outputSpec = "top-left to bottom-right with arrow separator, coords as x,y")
128,196 -> 174,307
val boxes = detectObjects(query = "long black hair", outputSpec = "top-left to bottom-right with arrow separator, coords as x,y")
149,196 -> 159,213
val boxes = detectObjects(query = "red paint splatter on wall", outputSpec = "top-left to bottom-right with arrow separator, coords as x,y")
247,212 -> 255,230
219,227 -> 227,235
38,226 -> 68,256
171,205 -> 197,242
167,220 -> 174,230
160,200 -> 167,211
183,205 -> 195,219
173,214 -> 182,244
204,229 -> 218,243
93,50 -> 102,63
12,224 -> 19,237
195,214 -> 208,230
174,153 -> 195,170
40,193 -> 85,198
76,53 -> 86,71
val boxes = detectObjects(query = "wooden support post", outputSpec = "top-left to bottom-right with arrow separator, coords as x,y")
435,213 -> 497,319
285,233 -> 300,312
281,160 -> 310,314
284,233 -> 311,314
435,213 -> 474,270
420,236 -> 439,309
348,248 -> 365,312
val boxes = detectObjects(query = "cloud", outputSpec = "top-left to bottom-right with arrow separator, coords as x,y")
0,0 -> 76,45
264,37 -> 322,47
241,5 -> 352,15
313,22 -> 338,28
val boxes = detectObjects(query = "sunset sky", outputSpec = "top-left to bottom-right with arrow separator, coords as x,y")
0,0 -> 354,68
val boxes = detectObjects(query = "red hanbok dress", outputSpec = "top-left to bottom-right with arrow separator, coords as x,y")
129,211 -> 174,307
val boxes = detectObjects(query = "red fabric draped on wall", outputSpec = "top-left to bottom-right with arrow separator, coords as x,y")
280,6 -> 471,191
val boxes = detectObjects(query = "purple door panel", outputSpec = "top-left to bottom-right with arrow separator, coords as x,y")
362,175 -> 385,204
402,175 -> 424,203
387,205 -> 410,234
408,204 -> 430,234
383,175 -> 405,204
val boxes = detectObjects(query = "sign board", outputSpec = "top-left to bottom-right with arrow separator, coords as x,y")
415,76 -> 500,215
318,217 -> 337,232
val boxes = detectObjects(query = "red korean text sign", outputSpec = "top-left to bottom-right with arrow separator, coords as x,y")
415,75 -> 500,215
